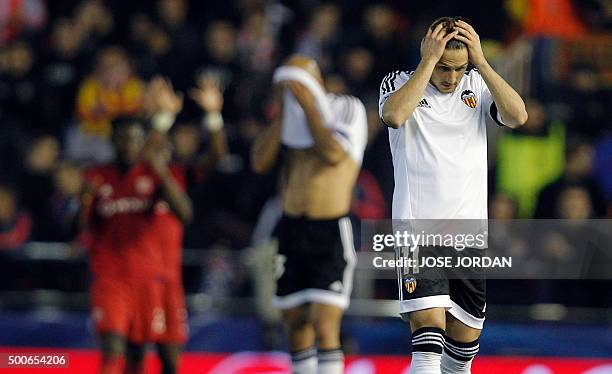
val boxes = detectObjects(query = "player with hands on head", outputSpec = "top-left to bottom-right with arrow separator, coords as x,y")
378,17 -> 528,374
381,17 -> 528,129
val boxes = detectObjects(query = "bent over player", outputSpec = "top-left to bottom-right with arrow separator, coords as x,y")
379,17 -> 527,373
252,55 -> 367,374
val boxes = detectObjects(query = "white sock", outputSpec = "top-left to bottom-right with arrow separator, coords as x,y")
317,348 -> 344,374
409,327 -> 444,374
441,336 -> 479,374
292,347 -> 317,374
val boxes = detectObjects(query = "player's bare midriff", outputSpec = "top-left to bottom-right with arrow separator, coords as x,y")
282,148 -> 359,219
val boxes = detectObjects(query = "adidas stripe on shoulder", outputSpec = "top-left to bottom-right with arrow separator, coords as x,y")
380,70 -> 413,96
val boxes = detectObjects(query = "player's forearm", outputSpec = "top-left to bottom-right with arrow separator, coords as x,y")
209,128 -> 229,164
251,120 -> 282,174
302,102 -> 345,164
476,61 -> 528,129
195,128 -> 229,173
382,58 -> 437,128
159,171 -> 193,224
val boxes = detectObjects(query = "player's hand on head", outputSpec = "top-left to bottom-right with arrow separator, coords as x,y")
420,22 -> 459,63
149,76 -> 184,116
453,20 -> 486,67
190,75 -> 224,113
287,81 -> 315,110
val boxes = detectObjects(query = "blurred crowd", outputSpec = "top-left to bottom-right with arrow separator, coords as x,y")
0,0 -> 610,300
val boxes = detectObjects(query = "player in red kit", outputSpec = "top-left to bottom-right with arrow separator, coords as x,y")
78,116 -> 193,374
145,76 -> 228,374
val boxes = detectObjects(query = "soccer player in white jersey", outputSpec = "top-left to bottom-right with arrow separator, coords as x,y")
252,55 -> 367,374
379,17 -> 528,373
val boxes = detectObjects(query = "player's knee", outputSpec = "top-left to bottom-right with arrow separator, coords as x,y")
445,315 -> 481,342
409,308 -> 446,332
100,333 -> 126,358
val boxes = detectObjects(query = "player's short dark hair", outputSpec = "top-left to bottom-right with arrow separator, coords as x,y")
429,16 -> 472,50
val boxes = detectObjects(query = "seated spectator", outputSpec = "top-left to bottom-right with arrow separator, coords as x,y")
67,46 -> 144,164
0,184 -> 31,251
535,136 -> 607,218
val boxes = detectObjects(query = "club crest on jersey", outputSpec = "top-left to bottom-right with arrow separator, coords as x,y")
461,90 -> 477,108
403,276 -> 417,294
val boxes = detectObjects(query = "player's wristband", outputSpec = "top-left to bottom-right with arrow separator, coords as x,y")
203,112 -> 224,132
151,112 -> 176,133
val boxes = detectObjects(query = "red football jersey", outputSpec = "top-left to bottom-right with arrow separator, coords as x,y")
153,164 -> 186,282
84,162 -> 163,280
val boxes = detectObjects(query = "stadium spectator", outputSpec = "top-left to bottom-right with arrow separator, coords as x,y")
196,21 -> 241,122
0,0 -> 46,46
67,46 -> 144,164
522,0 -> 587,40
564,66 -> 609,138
237,8 -> 278,74
340,47 -> 375,98
0,184 -> 31,251
535,136 -> 607,218
295,3 -> 342,72
489,192 -> 519,220
495,98 -> 565,217
360,4 -> 405,80
72,0 -> 114,47
155,0 -> 198,88
556,184 -> 593,220
0,40 -> 39,131
38,18 -> 87,136
17,135 -> 60,240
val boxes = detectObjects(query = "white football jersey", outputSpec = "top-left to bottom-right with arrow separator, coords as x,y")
328,93 -> 368,165
379,69 -> 504,219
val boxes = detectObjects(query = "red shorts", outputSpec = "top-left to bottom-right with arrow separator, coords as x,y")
90,275 -> 166,344
157,277 -> 188,344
